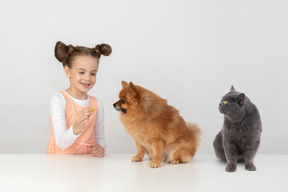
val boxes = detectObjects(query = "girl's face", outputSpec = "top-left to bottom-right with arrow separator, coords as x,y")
64,55 -> 99,99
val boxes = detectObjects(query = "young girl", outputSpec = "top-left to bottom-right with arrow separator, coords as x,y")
47,41 -> 112,156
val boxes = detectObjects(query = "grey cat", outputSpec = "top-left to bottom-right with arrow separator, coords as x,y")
213,86 -> 262,172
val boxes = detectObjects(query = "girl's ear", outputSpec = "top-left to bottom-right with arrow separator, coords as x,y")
64,65 -> 71,79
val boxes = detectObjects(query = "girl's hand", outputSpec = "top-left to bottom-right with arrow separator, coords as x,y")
91,144 -> 104,157
73,109 -> 93,135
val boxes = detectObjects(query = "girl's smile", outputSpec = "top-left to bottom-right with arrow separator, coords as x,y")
80,82 -> 91,88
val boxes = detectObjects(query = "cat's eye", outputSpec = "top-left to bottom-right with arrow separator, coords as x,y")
121,98 -> 126,104
223,100 -> 228,104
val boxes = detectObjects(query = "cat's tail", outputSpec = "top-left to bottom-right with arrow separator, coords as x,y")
186,122 -> 202,157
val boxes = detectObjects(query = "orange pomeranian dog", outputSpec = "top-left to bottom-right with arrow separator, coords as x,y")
113,81 -> 201,168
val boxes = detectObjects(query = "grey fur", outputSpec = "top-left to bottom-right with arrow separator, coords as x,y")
213,86 -> 262,172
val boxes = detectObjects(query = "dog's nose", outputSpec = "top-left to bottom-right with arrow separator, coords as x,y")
113,103 -> 116,108
219,103 -> 222,106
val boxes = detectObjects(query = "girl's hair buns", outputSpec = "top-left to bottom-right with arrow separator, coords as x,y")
54,41 -> 75,63
94,44 -> 112,57
54,41 -> 112,67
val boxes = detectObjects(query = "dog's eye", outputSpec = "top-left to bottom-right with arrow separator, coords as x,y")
121,98 -> 125,104
223,100 -> 228,104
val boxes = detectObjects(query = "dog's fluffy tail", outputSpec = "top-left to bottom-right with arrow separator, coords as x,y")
186,122 -> 201,156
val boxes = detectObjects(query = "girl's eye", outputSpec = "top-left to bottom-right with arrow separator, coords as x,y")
91,73 -> 96,76
79,72 -> 85,74
121,98 -> 125,104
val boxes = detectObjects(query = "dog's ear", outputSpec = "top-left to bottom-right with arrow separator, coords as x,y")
129,82 -> 140,101
121,81 -> 128,88
129,82 -> 136,92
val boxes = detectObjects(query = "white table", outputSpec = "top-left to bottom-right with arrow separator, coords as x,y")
0,154 -> 287,192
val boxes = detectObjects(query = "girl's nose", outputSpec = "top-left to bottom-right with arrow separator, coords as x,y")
84,74 -> 91,81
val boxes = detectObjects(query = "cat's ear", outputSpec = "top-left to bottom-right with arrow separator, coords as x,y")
230,85 -> 235,91
237,93 -> 246,105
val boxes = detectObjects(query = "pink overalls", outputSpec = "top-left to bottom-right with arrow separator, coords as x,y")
47,91 -> 98,154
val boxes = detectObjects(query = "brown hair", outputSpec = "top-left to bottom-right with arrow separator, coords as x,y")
54,41 -> 112,68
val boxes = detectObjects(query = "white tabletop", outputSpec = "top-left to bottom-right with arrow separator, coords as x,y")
0,154 -> 287,192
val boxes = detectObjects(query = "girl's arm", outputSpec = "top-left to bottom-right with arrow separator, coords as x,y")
50,93 -> 80,149
94,98 -> 106,152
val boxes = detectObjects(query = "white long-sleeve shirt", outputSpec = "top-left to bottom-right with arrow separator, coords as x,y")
49,91 -> 106,151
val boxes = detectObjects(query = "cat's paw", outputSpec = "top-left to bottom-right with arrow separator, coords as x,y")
150,160 -> 161,168
226,164 -> 237,172
245,164 -> 256,171
131,156 -> 143,162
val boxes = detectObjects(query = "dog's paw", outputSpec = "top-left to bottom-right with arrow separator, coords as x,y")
150,160 -> 161,168
169,159 -> 180,164
131,156 -> 143,162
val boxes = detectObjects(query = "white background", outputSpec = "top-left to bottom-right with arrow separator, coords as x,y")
0,0 -> 287,154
